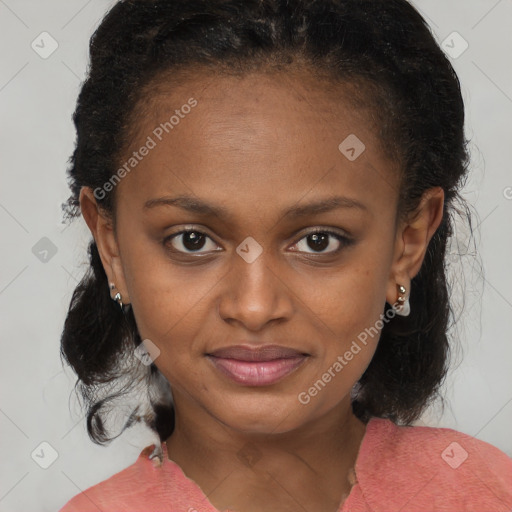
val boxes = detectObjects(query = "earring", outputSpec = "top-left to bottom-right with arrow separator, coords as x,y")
109,282 -> 130,313
393,283 -> 410,317
114,292 -> 124,308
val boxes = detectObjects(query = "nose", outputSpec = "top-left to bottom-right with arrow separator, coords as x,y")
217,248 -> 294,332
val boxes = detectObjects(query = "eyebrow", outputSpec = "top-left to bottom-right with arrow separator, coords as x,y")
143,194 -> 368,219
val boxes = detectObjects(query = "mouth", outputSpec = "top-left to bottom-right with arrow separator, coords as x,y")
205,344 -> 309,387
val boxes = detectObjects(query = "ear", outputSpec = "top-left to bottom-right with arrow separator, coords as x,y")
79,187 -> 131,304
386,186 -> 444,306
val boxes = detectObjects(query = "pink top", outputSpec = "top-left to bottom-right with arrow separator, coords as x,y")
59,417 -> 512,511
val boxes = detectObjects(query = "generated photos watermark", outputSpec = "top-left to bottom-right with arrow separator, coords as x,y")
298,302 -> 401,405
93,97 -> 198,200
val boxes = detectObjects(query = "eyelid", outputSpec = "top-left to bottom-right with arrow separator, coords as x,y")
163,224 -> 216,241
290,226 -> 352,241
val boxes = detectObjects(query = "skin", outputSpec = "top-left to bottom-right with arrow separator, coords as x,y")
80,68 -> 444,512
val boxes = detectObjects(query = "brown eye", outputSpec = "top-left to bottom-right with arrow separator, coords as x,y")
164,230 -> 220,254
291,230 -> 352,255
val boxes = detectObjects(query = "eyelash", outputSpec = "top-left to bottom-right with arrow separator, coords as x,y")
162,227 -> 353,257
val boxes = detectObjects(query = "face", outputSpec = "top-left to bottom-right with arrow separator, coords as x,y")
84,69 -> 429,435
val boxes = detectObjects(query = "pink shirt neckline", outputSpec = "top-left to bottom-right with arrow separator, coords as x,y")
59,416 -> 512,511
147,416 -> 378,512
144,416 -> 512,512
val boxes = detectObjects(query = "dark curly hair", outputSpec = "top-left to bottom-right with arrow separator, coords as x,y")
60,0 -> 474,447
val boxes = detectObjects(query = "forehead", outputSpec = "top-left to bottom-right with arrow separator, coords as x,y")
133,67 -> 380,143
114,68 -> 400,221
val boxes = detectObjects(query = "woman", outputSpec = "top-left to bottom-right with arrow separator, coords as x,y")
58,0 -> 512,510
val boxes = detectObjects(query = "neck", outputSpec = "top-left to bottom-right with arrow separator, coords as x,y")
165,395 -> 367,512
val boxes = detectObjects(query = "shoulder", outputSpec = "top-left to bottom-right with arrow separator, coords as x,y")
58,443 -> 207,512
354,417 -> 512,512
58,445 -> 160,511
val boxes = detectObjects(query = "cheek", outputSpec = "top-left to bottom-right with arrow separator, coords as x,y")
306,262 -> 387,338
121,242 -> 226,352
296,271 -> 386,409
303,262 -> 389,386
129,270 -> 216,339
124,259 -> 217,391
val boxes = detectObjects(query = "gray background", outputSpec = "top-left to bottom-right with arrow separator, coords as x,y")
1,0 -> 511,510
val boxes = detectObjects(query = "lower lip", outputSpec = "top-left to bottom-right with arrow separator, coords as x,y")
206,355 -> 308,386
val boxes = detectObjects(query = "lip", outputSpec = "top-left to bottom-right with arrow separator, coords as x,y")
206,344 -> 309,387
208,344 -> 308,361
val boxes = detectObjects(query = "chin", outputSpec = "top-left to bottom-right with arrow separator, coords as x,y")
210,395 -> 308,435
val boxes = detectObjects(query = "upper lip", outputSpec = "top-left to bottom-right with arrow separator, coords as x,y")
207,344 -> 308,362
